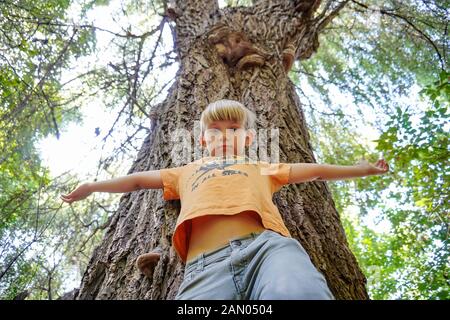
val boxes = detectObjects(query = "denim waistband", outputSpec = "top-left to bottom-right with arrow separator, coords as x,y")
184,230 -> 265,276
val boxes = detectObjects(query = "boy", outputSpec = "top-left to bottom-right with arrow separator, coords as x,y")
61,99 -> 389,299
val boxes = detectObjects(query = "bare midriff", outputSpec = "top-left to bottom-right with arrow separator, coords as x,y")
186,210 -> 266,263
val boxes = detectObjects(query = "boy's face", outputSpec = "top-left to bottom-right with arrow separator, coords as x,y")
200,120 -> 254,157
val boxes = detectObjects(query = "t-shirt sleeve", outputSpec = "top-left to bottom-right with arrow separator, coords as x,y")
159,166 -> 183,200
259,162 -> 292,193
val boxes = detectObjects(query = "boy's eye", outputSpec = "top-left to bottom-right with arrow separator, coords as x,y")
205,127 -> 241,136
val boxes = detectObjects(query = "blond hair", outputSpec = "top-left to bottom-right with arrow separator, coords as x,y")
200,99 -> 256,135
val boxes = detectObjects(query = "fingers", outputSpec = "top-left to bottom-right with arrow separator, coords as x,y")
371,159 -> 389,174
60,195 -> 72,203
377,159 -> 389,171
60,194 -> 76,203
61,187 -> 78,203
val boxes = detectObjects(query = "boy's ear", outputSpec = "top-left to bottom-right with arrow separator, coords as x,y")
199,134 -> 207,148
245,128 -> 256,146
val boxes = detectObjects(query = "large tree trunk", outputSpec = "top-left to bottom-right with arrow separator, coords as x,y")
76,0 -> 369,300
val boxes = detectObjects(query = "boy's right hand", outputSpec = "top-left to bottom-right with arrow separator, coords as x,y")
60,183 -> 93,204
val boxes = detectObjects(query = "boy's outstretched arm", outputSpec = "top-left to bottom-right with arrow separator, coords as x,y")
60,170 -> 163,204
288,159 -> 389,184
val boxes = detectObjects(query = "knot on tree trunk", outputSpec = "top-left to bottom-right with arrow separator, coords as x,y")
207,24 -> 267,70
136,248 -> 163,278
282,43 -> 296,72
294,0 -> 322,18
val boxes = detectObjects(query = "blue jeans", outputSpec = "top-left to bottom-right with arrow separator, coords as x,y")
175,229 -> 334,300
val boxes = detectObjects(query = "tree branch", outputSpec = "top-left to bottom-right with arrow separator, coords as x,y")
351,0 -> 446,70
316,0 -> 350,32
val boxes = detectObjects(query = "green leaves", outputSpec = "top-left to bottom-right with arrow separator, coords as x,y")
0,0 -> 98,299
420,70 -> 450,104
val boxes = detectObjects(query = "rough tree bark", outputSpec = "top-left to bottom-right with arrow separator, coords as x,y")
76,0 -> 369,300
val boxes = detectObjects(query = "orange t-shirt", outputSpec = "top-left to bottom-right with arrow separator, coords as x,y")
159,155 -> 292,262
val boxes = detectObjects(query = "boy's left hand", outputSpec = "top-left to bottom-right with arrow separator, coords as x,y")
357,159 -> 390,176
